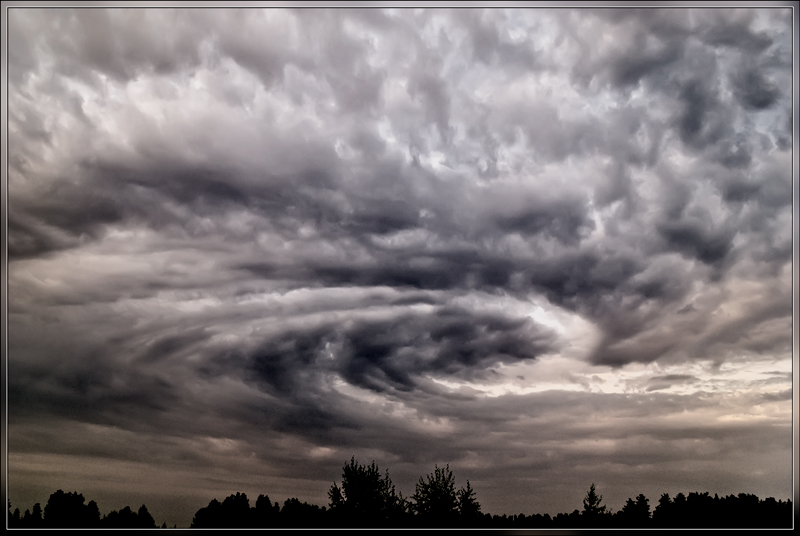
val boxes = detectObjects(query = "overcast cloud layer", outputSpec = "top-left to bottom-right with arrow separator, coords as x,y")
6,7 -> 795,527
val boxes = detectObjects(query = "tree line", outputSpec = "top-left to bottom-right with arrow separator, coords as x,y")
8,458 -> 793,528
7,489 -> 161,528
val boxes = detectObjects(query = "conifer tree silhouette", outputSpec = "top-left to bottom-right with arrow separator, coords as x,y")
457,479 -> 482,519
580,483 -> 608,527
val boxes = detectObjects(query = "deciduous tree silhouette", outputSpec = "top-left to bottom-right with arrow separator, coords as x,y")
191,498 -> 224,528
101,506 -> 130,528
101,504 -> 156,528
191,493 -> 254,528
220,492 -> 252,528
279,497 -> 327,527
685,491 -> 714,527
411,464 -> 459,526
42,490 -> 100,528
328,456 -> 406,527
253,493 -> 280,527
553,509 -> 581,527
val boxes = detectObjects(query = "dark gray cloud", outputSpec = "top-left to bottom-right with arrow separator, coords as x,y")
6,6 -> 793,528
646,374 -> 698,392
733,66 -> 781,110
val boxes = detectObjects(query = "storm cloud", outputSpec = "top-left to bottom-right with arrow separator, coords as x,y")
6,6 -> 793,527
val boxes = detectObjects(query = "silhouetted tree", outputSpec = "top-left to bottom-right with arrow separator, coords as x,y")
19,509 -> 32,528
553,509 -> 581,527
191,493 -> 254,528
580,483 -> 609,527
617,493 -> 650,527
43,490 -> 99,528
733,493 -> 760,527
87,501 -> 101,526
582,483 -> 605,515
505,511 -> 552,528
101,504 -> 154,528
220,492 -> 252,528
8,500 -> 21,528
411,464 -> 459,526
253,493 -> 280,527
618,497 -> 636,524
531,512 -> 553,528
635,494 -> 650,518
652,493 -> 674,527
456,479 -> 482,522
661,491 -> 689,526
685,491 -> 714,527
328,457 -> 406,527
102,506 -> 136,528
137,504 -> 157,528
280,498 -> 327,528
27,502 -> 43,527
757,496 -> 792,529
191,498 -> 223,528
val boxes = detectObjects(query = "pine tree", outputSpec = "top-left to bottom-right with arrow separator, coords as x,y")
137,504 -> 156,528
582,483 -> 607,521
457,479 -> 481,518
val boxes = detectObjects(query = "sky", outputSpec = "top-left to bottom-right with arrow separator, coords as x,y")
4,5 -> 796,529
